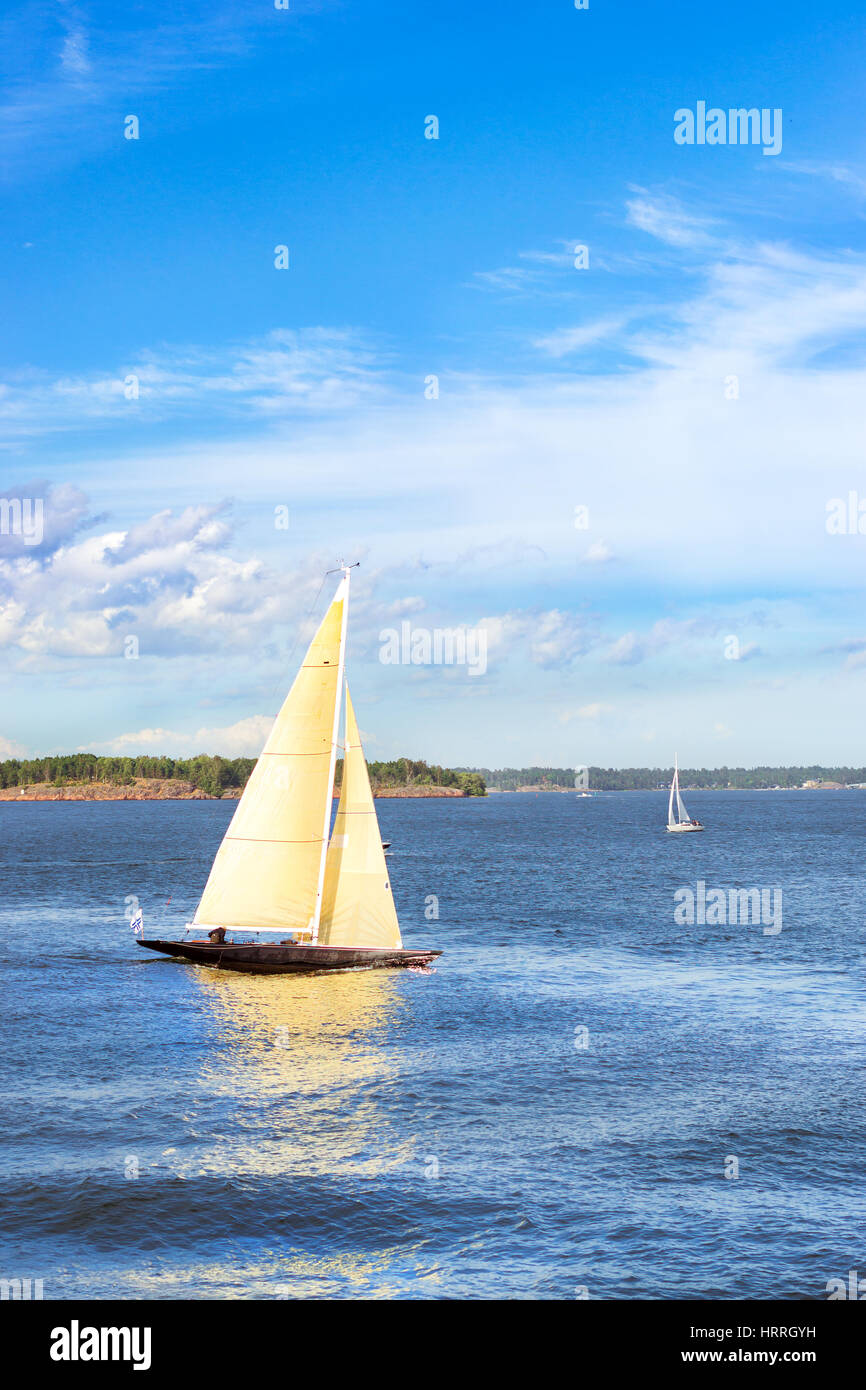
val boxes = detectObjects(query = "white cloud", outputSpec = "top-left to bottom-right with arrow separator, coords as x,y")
582,540 -> 614,565
559,703 -> 611,723
20,194 -> 863,605
480,608 -> 594,670
603,617 -> 732,667
81,715 -> 275,758
605,632 -> 645,666
0,480 -> 97,555
0,733 -> 26,757
6,188 -> 866,763
0,498 -> 325,663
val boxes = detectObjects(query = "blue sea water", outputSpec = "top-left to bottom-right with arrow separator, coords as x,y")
1,790 -> 865,1300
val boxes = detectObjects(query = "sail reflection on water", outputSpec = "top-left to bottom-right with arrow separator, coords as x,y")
131,968 -> 442,1298
189,968 -> 416,1180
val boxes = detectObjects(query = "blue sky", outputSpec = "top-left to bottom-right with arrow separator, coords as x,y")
2,0 -> 866,767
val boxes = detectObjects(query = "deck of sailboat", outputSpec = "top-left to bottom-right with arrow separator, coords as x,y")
137,938 -> 441,974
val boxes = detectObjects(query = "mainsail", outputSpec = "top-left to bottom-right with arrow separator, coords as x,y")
192,579 -> 347,933
668,758 -> 691,827
319,687 -> 402,950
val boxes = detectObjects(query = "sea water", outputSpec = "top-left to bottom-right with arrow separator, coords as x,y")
1,791 -> 864,1299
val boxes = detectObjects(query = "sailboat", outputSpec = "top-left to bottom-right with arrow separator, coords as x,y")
666,755 -> 704,833
138,566 -> 441,974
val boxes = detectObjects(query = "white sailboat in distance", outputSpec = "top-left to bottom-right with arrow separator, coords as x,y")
666,755 -> 704,833
138,565 -> 442,974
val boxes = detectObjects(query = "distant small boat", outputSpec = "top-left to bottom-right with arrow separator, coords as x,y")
666,755 -> 704,833
139,566 -> 441,974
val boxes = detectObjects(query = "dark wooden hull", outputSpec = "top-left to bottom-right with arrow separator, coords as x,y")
137,938 -> 441,974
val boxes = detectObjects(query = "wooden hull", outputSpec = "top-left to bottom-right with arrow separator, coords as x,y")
137,938 -> 441,974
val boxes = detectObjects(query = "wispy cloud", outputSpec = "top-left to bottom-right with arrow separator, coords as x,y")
470,240 -> 582,294
625,189 -> 719,249
533,318 -> 626,358
0,4 -> 265,178
0,329 -> 383,440
59,25 -> 91,78
5,188 -> 866,762
823,636 -> 866,670
781,161 -> 866,199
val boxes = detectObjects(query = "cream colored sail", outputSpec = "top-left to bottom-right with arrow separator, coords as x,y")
319,686 -> 402,949
193,580 -> 347,933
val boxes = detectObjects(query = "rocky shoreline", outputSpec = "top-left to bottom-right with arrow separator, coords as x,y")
371,786 -> 468,798
0,778 -> 225,802
0,778 -> 474,802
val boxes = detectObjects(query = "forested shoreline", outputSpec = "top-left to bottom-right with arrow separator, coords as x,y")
0,753 -> 486,798
7,753 -> 864,798
470,766 -> 866,791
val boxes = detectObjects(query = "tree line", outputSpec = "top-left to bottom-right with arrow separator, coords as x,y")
358,757 -> 486,796
468,766 -> 578,791
0,754 -> 256,799
0,752 -> 487,798
471,765 -> 866,791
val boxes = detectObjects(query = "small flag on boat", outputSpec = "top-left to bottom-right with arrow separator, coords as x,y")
130,909 -> 144,936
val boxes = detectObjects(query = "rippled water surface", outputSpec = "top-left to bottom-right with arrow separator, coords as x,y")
2,791 -> 865,1299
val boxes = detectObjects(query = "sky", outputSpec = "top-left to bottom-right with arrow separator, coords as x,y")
1,0 -> 866,769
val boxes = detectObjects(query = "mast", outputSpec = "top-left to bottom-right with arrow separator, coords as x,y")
668,755 -> 677,827
318,684 -> 403,949
310,564 -> 352,943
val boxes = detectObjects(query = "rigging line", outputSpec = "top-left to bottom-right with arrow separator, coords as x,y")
284,571 -> 329,669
